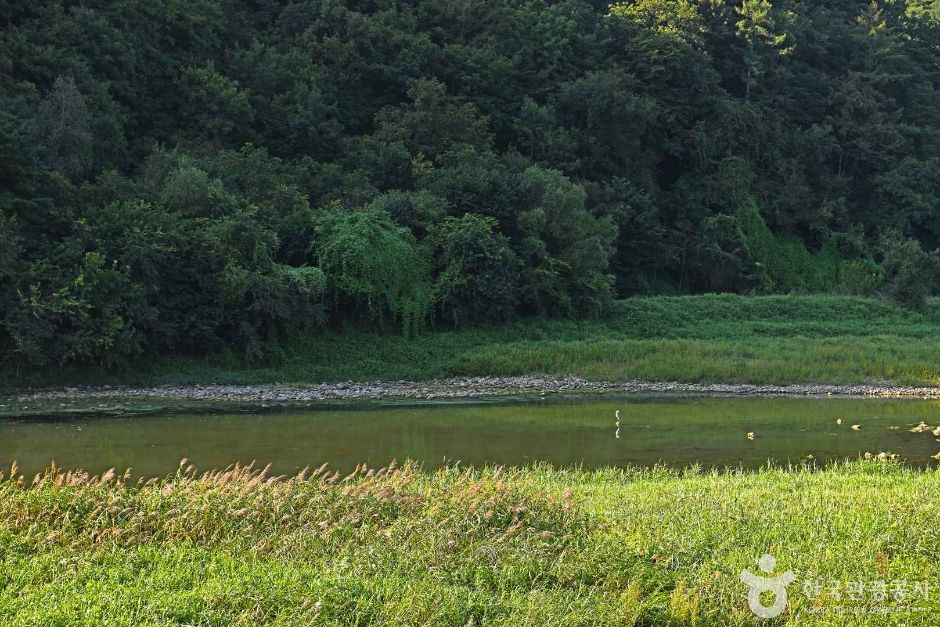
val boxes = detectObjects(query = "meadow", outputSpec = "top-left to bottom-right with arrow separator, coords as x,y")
9,294 -> 939,389
0,459 -> 937,625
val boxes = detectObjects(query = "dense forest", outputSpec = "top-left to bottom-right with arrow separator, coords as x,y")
2,0 -> 940,367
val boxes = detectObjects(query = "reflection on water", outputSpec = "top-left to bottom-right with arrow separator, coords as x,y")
2,396 -> 940,477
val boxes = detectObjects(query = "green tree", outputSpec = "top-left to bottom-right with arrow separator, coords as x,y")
608,0 -> 703,47
365,191 -> 445,239
735,0 -> 791,101
314,207 -> 435,335
178,62 -> 254,147
434,213 -> 521,325
874,157 -> 940,247
4,249 -> 146,366
375,79 -> 493,159
516,166 -> 617,316
37,76 -> 93,182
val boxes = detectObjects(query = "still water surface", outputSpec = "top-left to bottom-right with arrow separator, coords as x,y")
2,396 -> 940,477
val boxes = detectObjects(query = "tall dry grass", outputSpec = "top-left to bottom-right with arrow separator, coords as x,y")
0,459 -> 938,625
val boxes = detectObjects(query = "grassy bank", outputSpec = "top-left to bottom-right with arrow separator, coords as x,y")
6,295 -> 940,389
0,460 -> 937,625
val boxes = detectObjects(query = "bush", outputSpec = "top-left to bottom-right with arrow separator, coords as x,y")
837,259 -> 884,297
736,200 -> 839,293
3,249 -> 147,366
878,230 -> 940,309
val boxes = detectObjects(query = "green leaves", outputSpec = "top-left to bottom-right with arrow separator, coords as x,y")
609,0 -> 704,47
434,213 -> 521,325
314,207 -> 434,336
375,79 -> 493,160
177,63 -> 254,147
517,166 -> 616,316
4,248 -> 144,366
878,230 -> 940,310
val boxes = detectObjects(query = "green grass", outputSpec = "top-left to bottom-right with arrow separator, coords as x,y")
1,460 -> 937,625
7,294 -> 940,388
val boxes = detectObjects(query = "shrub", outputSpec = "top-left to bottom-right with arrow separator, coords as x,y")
837,259 -> 884,297
878,230 -> 940,309
3,249 -> 147,366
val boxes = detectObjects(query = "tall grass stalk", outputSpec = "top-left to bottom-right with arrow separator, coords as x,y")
0,459 -> 938,625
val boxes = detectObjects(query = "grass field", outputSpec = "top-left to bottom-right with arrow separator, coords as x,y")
6,294 -> 938,389
0,460 -> 936,625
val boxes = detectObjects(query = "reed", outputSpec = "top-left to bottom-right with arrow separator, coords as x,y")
0,459 -> 938,625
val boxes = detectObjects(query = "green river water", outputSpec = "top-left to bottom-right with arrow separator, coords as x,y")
2,396 -> 939,477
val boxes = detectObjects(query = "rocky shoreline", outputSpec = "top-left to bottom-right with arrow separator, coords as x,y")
9,376 -> 940,403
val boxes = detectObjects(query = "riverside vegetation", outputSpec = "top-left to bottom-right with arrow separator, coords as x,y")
0,460 -> 937,625
8,294 -> 940,389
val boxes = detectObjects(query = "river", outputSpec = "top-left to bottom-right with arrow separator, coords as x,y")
2,395 -> 938,477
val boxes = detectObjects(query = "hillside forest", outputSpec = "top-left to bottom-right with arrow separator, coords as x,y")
3,0 -> 940,366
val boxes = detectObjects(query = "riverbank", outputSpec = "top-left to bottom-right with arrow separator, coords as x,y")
7,376 -> 940,420
5,295 -> 940,393
1,460 -> 937,625
11,376 -> 940,406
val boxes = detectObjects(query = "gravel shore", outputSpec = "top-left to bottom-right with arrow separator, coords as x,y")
10,376 -> 940,403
